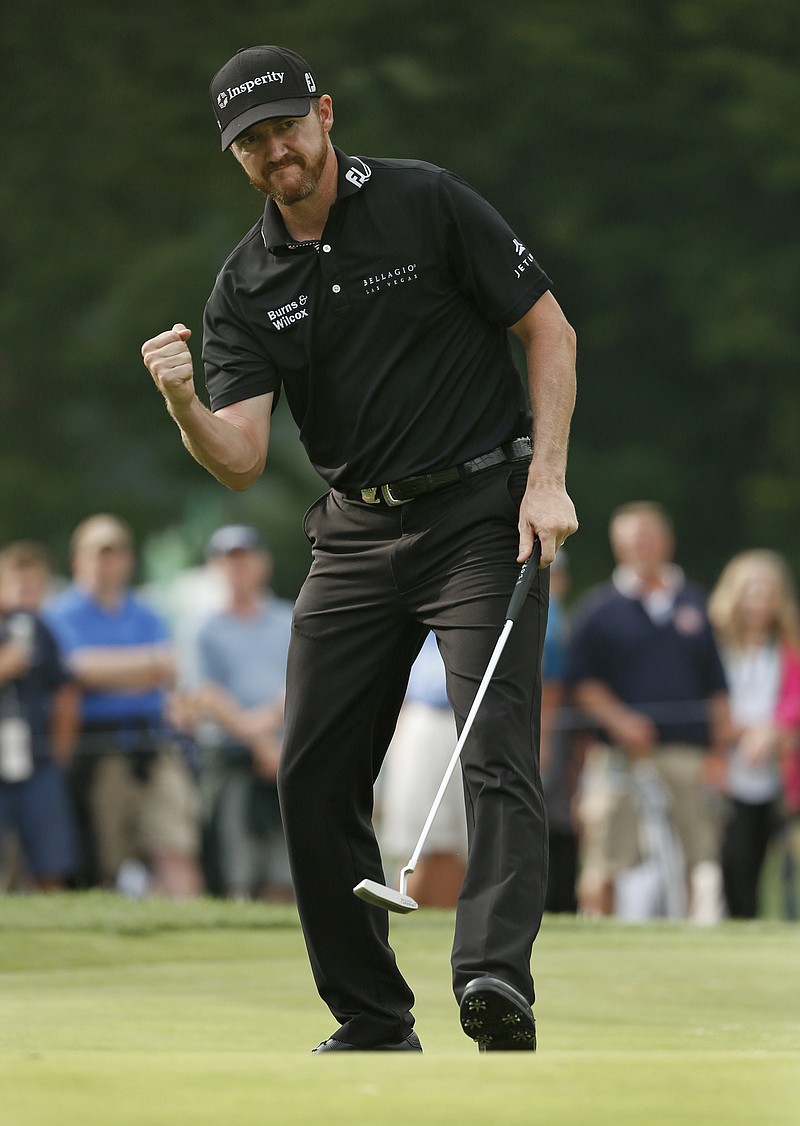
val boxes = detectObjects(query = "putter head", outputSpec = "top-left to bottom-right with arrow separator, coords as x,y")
353,879 -> 418,913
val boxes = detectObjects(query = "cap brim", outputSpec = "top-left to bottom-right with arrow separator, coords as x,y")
220,98 -> 312,150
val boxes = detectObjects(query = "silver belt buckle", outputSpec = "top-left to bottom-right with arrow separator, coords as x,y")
380,483 -> 412,506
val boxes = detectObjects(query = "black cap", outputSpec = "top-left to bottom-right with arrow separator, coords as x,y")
210,45 -> 320,151
205,525 -> 266,558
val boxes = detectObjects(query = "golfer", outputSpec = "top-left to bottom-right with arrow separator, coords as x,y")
142,45 -> 578,1053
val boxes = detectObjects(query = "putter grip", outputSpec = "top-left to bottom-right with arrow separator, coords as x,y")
505,539 -> 542,623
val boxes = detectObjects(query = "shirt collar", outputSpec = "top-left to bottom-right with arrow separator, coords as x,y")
613,564 -> 685,625
612,563 -> 684,600
260,147 -> 372,254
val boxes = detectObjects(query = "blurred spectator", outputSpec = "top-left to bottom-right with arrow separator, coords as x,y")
188,526 -> 293,900
775,641 -> 800,919
44,514 -> 201,897
708,550 -> 800,918
567,502 -> 730,922
379,631 -> 468,908
0,541 -> 79,890
541,549 -> 581,913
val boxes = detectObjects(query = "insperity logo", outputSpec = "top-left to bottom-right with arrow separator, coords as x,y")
217,72 -> 286,110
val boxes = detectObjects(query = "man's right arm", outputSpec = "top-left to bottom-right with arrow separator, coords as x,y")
141,323 -> 271,492
68,644 -> 175,692
573,679 -> 658,759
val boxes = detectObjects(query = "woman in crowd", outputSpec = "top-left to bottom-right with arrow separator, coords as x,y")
774,606 -> 800,919
708,550 -> 800,918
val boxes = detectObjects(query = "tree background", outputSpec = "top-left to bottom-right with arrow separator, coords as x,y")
1,0 -> 798,600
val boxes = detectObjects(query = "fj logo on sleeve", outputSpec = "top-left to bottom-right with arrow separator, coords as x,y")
345,159 -> 372,189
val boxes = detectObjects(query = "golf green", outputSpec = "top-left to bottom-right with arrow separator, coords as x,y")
1,895 -> 797,1124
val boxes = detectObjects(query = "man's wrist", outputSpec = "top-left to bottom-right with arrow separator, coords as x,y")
526,463 -> 567,487
167,393 -> 199,423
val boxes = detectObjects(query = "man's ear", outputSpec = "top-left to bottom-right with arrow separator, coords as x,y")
318,94 -> 334,133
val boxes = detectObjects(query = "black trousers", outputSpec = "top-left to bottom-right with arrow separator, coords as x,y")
721,797 -> 781,919
278,462 -> 549,1046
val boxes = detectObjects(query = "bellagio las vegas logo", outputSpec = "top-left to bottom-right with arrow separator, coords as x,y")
361,263 -> 419,296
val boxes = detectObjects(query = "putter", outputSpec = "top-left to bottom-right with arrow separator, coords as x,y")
354,539 -> 543,913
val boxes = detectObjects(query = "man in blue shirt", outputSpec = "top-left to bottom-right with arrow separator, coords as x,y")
46,514 -> 201,896
189,525 -> 293,899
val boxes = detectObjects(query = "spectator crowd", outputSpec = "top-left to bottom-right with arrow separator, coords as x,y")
1,503 -> 799,923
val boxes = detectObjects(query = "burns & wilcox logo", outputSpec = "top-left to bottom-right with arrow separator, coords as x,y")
267,294 -> 309,331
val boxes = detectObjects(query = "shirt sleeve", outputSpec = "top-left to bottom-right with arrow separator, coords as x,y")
437,171 -> 552,327
542,599 -> 567,682
195,622 -> 228,690
776,646 -> 800,729
142,607 -> 171,645
564,600 -> 605,685
701,627 -> 729,696
203,278 -> 282,412
42,604 -> 81,657
36,619 -> 71,691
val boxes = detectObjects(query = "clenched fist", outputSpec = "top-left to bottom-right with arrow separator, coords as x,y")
141,323 -> 196,411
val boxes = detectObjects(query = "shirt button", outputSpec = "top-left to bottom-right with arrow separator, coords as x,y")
332,284 -> 341,293
322,244 -> 332,253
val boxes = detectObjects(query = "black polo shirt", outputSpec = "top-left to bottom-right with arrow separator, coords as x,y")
203,147 -> 552,490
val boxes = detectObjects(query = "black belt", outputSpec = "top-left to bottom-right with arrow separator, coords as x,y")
350,437 -> 531,506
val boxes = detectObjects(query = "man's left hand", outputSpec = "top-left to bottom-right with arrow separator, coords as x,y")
518,478 -> 578,567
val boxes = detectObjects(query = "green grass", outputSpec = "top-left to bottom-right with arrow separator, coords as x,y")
1,895 -> 798,1125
